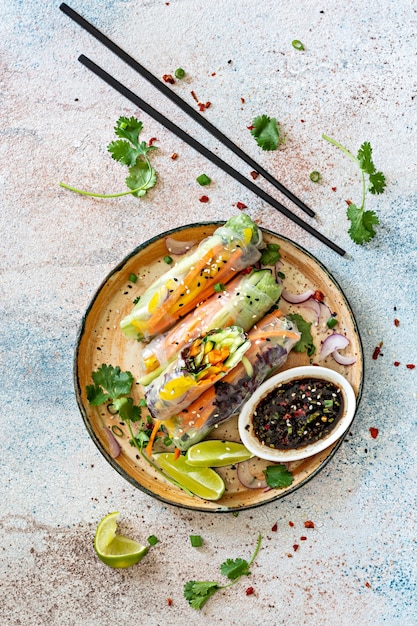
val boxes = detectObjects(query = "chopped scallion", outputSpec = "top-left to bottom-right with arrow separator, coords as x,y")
147,535 -> 159,546
196,173 -> 211,186
164,255 -> 173,264
190,535 -> 203,547
129,273 -> 138,283
292,39 -> 305,50
326,316 -> 338,329
175,67 -> 185,79
309,171 -> 321,183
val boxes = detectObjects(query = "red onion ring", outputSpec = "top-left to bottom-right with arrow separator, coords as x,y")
165,236 -> 197,255
320,333 -> 350,359
104,428 -> 121,458
281,288 -> 315,304
299,297 -> 321,323
332,350 -> 357,366
237,459 -> 267,489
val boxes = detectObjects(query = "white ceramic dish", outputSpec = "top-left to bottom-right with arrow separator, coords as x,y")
238,365 -> 357,462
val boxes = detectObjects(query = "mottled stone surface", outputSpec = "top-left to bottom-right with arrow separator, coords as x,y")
1,1 -> 416,624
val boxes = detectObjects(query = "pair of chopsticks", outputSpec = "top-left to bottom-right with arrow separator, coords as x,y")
59,3 -> 345,257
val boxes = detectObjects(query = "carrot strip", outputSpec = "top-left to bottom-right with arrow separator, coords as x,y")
173,447 -> 181,460
145,419 -> 161,457
248,329 -> 301,342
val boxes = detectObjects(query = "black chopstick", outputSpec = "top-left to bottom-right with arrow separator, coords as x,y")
60,2 -> 314,219
76,54 -> 345,257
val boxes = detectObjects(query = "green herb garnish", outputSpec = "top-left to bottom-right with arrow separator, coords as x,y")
60,116 -> 157,199
326,316 -> 338,329
190,535 -> 203,547
309,171 -> 321,182
250,115 -> 280,151
147,535 -> 159,546
196,173 -> 211,186
163,255 -> 173,264
292,39 -> 305,50
323,135 -> 386,244
260,243 -> 281,266
175,67 -> 185,79
214,282 -> 226,292
184,534 -> 262,610
263,464 -> 294,488
286,313 -> 315,356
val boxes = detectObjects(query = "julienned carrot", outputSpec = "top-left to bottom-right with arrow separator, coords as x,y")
146,245 -> 243,336
249,329 -> 301,342
145,419 -> 162,457
173,447 -> 181,460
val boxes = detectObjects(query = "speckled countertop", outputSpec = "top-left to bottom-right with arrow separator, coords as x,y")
1,1 -> 416,624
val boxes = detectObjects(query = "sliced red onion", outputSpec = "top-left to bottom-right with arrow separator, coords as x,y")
104,428 -> 121,459
281,288 -> 315,304
320,333 -> 350,360
165,236 -> 197,255
299,297 -> 321,323
237,458 -> 267,489
332,350 -> 357,366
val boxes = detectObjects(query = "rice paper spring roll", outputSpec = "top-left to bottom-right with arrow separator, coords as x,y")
120,214 -> 263,341
145,326 -> 250,421
165,312 -> 301,450
139,269 -> 283,384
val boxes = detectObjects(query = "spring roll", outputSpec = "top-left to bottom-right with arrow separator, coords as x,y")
139,269 -> 283,384
120,214 -> 263,341
165,312 -> 301,450
145,326 -> 250,421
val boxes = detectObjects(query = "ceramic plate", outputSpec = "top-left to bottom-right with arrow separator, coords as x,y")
74,223 -> 363,512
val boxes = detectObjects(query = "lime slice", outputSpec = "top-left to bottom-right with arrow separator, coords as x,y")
153,452 -> 225,500
94,512 -> 149,568
185,440 -> 253,467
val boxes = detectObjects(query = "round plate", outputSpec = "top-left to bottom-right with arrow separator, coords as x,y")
74,223 -> 363,512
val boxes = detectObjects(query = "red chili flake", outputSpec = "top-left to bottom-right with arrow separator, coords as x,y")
331,187 -> 337,192
271,523 -> 278,532
304,520 -> 315,529
300,536 -> 307,541
406,363 -> 416,369
167,598 -> 173,606
205,101 -> 211,108
171,152 -> 178,160
313,290 -> 325,302
293,544 -> 299,551
191,90 -> 199,102
250,171 -> 259,180
345,199 -> 352,206
369,427 -> 379,439
289,521 -> 294,527
148,137 -> 157,146
198,103 -> 206,112
247,125 -> 254,131
236,201 -> 247,210
394,318 -> 400,327
162,74 -> 175,84
241,97 -> 245,104
365,582 -> 371,589
372,342 -> 383,360
300,119 -> 305,123
245,586 -> 254,596
211,72 -> 216,76
393,361 -> 400,367
199,195 -> 209,203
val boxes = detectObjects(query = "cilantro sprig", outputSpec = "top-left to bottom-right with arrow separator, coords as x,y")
87,364 -> 193,496
260,243 -> 281,266
250,115 -> 281,151
184,534 -> 262,610
263,464 -> 293,488
286,313 -> 315,357
60,116 -> 157,199
323,135 -> 386,244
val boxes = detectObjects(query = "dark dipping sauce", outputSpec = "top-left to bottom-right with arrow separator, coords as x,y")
251,377 -> 344,449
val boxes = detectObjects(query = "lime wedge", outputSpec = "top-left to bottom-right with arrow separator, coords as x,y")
185,440 -> 253,467
153,452 -> 225,500
94,512 -> 149,568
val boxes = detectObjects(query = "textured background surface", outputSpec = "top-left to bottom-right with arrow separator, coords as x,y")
1,1 -> 416,624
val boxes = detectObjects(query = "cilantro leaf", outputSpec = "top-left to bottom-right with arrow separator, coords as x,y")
220,558 -> 250,580
113,116 -> 143,144
260,243 -> 281,266
368,171 -> 386,195
322,135 -> 385,245
126,161 -> 157,197
263,464 -> 294,489
251,115 -> 280,151
184,581 -> 219,610
286,313 -> 315,356
91,364 -> 134,400
347,204 -> 380,244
